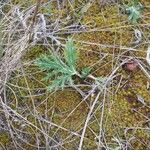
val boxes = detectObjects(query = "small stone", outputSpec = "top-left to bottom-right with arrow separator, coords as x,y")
123,60 -> 139,71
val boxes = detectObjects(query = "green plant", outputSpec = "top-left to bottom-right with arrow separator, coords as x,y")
35,38 -> 107,91
124,0 -> 143,23
35,38 -> 84,91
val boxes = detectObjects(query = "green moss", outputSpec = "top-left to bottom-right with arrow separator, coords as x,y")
0,132 -> 10,145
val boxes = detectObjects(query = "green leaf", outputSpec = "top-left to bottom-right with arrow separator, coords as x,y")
80,67 -> 91,78
125,1 -> 143,23
127,6 -> 140,23
132,0 -> 139,5
64,38 -> 77,69
113,146 -> 120,150
47,75 -> 71,91
94,76 -> 108,89
42,70 -> 58,81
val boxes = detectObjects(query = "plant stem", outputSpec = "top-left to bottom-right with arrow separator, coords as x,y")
87,74 -> 97,80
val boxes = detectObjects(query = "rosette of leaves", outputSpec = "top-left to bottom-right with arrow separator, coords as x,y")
35,38 -> 91,91
125,0 -> 143,23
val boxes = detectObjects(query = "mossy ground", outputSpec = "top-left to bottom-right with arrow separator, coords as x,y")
1,0 -> 150,149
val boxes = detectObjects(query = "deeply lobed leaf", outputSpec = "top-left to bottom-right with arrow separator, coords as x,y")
35,39 -> 79,91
